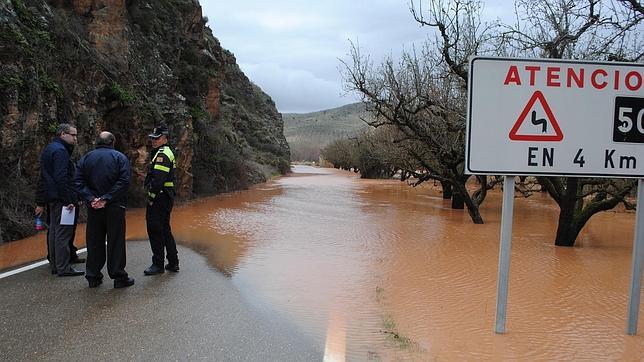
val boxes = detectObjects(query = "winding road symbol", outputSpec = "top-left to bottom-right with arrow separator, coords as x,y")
509,91 -> 563,142
531,110 -> 547,133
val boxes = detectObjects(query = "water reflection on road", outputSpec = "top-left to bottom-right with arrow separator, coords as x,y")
2,165 -> 642,360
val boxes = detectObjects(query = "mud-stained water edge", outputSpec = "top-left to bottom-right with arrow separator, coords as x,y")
2,165 -> 642,360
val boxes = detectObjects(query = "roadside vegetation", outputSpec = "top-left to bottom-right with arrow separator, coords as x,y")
325,0 -> 643,246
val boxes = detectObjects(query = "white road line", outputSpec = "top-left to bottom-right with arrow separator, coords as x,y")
0,248 -> 87,280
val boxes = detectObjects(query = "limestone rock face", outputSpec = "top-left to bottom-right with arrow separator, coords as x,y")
0,0 -> 290,242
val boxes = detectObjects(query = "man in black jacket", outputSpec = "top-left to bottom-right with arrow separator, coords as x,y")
74,132 -> 134,289
40,123 -> 83,277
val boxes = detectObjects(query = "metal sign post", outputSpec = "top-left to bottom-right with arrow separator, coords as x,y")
627,179 -> 644,335
495,175 -> 516,334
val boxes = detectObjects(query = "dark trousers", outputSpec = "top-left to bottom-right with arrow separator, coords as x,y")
47,202 -> 76,274
146,193 -> 178,266
85,205 -> 128,281
45,204 -> 79,262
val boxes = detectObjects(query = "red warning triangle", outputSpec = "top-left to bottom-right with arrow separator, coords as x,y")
509,91 -> 563,141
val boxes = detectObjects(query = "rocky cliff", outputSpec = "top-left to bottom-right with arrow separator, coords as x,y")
0,0 -> 290,242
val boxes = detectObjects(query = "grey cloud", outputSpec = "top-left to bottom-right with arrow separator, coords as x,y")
201,0 -> 506,113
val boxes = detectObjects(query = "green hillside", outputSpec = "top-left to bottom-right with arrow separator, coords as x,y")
283,102 -> 371,161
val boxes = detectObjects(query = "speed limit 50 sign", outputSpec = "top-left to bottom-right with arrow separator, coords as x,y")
466,57 -> 643,178
614,96 -> 644,144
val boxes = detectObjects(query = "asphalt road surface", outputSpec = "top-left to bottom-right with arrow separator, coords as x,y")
0,241 -> 321,361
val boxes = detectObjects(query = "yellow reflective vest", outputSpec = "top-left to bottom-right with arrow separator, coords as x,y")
145,145 -> 176,200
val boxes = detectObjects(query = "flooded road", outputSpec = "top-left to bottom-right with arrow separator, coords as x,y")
2,165 -> 642,360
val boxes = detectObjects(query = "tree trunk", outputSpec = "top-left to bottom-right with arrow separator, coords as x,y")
451,189 -> 464,209
554,219 -> 584,247
453,180 -> 484,224
440,180 -> 453,199
553,177 -> 580,246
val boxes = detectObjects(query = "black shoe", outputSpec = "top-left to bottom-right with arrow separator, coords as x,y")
70,257 -> 86,264
58,268 -> 84,277
88,279 -> 103,288
51,269 -> 57,275
114,277 -> 135,289
144,265 -> 165,275
165,263 -> 180,272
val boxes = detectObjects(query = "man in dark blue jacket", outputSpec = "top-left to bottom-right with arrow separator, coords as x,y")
74,131 -> 134,289
40,123 -> 83,277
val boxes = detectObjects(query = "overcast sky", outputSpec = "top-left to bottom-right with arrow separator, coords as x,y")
201,0 -> 508,113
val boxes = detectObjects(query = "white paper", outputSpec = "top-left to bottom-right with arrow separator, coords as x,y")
60,206 -> 75,225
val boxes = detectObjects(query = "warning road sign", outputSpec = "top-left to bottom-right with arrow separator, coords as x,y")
466,57 -> 643,178
508,91 -> 563,141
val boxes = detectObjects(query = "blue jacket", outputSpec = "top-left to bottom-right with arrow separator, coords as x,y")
74,145 -> 131,207
40,138 -> 77,204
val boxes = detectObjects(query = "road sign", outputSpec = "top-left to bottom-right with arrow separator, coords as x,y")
466,57 -> 643,178
508,91 -> 563,141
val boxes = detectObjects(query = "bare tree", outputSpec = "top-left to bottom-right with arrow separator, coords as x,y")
496,0 -> 642,246
343,0 -> 640,239
341,0 -> 501,223
321,125 -> 419,179
321,138 -> 357,171
498,0 -> 643,59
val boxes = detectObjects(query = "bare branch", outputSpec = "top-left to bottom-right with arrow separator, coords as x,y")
618,0 -> 644,16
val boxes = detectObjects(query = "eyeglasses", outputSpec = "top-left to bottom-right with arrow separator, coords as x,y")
65,132 -> 78,137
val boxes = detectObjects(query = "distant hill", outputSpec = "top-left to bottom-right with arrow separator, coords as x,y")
283,103 -> 371,161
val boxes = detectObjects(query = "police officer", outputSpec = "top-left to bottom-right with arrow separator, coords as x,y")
144,125 -> 179,275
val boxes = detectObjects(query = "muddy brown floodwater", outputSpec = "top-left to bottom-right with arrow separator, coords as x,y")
2,165 -> 642,360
